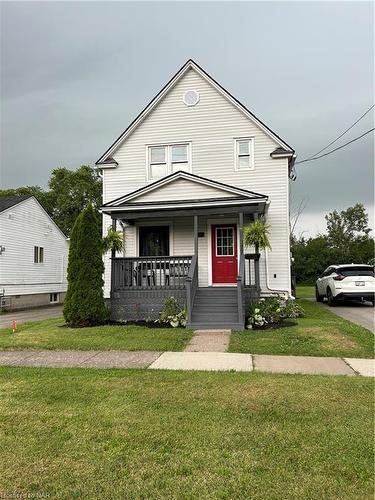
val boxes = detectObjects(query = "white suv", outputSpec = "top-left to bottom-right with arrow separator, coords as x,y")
315,264 -> 375,306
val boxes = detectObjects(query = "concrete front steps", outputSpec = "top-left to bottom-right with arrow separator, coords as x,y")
188,287 -> 243,330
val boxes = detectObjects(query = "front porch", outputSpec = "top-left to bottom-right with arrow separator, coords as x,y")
103,171 -> 268,329
109,218 -> 262,329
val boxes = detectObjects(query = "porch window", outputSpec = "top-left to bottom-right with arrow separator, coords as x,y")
235,138 -> 254,170
139,226 -> 170,256
148,143 -> 190,179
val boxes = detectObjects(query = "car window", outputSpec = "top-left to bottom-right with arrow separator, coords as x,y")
339,266 -> 374,277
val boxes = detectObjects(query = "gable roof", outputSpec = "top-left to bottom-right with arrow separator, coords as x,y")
96,59 -> 294,166
0,195 -> 68,239
0,195 -> 32,213
103,171 -> 268,208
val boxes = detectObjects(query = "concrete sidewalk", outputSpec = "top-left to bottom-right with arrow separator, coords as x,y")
0,350 -> 373,376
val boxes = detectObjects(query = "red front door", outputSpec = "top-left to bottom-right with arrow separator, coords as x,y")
211,224 -> 237,284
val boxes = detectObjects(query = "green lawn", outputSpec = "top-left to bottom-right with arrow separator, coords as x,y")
0,368 -> 372,499
230,298 -> 374,358
296,284 -> 315,299
0,318 -> 193,351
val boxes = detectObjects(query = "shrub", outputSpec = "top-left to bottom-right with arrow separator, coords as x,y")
247,296 -> 304,329
159,297 -> 187,328
63,205 -> 109,327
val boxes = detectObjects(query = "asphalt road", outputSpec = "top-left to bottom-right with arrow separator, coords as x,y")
323,301 -> 374,333
0,305 -> 63,328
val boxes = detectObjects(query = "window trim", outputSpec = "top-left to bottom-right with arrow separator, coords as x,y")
34,246 -> 44,264
146,142 -> 192,181
49,293 -> 59,304
215,226 -> 235,257
136,221 -> 174,257
234,137 -> 255,171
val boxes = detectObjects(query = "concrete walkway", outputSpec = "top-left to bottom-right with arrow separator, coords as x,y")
184,329 -> 231,352
0,350 -> 373,376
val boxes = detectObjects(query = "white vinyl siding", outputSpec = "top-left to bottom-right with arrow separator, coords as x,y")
0,198 -> 69,296
102,67 -> 291,294
132,178 -> 238,203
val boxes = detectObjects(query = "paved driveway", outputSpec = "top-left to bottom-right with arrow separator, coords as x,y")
0,306 -> 63,328
323,301 -> 374,333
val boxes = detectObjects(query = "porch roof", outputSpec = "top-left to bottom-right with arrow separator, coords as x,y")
101,171 -> 268,219
103,199 -> 267,220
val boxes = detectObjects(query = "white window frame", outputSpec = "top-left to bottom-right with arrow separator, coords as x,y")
146,142 -> 192,181
49,292 -> 59,304
34,246 -> 44,264
234,138 -> 254,171
215,226 -> 235,257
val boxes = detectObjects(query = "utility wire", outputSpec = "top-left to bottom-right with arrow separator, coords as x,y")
295,128 -> 374,165
299,104 -> 375,162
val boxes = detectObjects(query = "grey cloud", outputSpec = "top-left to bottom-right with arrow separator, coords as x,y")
1,1 -> 374,232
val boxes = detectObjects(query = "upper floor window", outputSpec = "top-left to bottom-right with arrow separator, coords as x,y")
148,143 -> 191,180
34,246 -> 44,263
235,138 -> 254,170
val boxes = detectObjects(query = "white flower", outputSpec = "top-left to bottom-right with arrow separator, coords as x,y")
254,308 -> 260,313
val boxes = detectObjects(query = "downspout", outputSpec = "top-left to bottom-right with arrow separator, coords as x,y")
264,248 -> 293,299
261,197 -> 294,299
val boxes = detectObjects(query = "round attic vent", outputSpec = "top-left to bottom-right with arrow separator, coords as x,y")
183,90 -> 200,107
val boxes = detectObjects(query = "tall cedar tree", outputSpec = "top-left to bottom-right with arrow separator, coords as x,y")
63,205 -> 108,326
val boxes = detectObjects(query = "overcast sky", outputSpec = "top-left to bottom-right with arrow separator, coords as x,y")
1,1 -> 374,236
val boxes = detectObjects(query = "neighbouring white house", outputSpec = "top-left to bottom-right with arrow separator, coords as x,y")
0,195 -> 69,310
97,59 -> 296,329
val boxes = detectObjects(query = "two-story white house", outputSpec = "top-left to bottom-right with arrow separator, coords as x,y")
0,195 -> 69,310
97,60 -> 296,329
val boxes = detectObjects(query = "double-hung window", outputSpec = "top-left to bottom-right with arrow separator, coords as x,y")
148,143 -> 190,180
34,246 -> 44,263
235,138 -> 254,170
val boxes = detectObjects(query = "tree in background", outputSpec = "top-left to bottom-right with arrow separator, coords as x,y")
47,166 -> 102,235
0,165 -> 102,236
291,204 -> 374,283
325,203 -> 372,256
63,205 -> 108,327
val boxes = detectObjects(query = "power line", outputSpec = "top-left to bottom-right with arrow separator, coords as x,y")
300,104 -> 375,162
295,128 -> 374,165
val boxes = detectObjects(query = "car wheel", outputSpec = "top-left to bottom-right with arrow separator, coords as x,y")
315,286 -> 323,302
327,288 -> 336,307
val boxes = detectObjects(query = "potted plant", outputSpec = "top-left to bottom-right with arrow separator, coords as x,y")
243,218 -> 271,256
102,227 -> 125,254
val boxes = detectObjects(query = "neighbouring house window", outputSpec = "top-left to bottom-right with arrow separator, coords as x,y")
34,246 -> 44,263
50,293 -> 59,304
148,144 -> 190,179
139,226 -> 170,256
235,138 -> 254,170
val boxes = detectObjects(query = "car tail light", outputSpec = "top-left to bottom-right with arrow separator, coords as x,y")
333,274 -> 345,281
